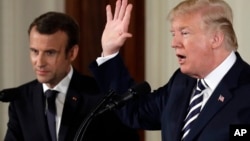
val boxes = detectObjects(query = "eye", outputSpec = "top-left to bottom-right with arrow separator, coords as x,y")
181,31 -> 189,36
171,32 -> 175,37
30,48 -> 39,55
45,50 -> 57,56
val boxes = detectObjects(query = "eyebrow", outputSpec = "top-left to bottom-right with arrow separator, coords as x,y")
170,26 -> 190,32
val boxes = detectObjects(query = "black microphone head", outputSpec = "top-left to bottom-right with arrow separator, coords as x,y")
96,81 -> 151,116
0,87 -> 20,102
130,81 -> 151,96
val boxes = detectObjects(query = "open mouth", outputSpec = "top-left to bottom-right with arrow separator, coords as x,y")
176,54 -> 186,64
177,54 -> 186,59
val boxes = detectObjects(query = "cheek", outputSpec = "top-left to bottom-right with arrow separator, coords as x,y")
187,36 -> 210,54
54,58 -> 69,69
186,43 -> 209,67
30,56 -> 36,65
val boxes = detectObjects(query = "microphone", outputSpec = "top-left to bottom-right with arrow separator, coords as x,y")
96,81 -> 151,115
74,81 -> 151,141
0,88 -> 20,102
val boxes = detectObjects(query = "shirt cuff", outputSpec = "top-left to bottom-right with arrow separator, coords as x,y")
96,52 -> 119,66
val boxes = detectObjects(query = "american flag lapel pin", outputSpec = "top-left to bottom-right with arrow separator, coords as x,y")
218,94 -> 225,102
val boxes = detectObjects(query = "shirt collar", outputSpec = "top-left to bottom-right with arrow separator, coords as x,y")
43,66 -> 73,95
204,51 -> 236,91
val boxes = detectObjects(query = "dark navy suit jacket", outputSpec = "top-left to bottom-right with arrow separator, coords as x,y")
90,52 -> 250,141
4,70 -> 139,141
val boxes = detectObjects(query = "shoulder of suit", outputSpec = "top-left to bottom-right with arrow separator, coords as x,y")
71,70 -> 100,93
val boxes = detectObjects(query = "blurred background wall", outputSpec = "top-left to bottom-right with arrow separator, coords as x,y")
0,0 -> 250,141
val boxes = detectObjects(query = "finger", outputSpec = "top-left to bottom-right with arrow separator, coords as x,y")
117,33 -> 133,47
121,33 -> 133,38
118,0 -> 128,20
114,0 -> 121,20
123,4 -> 133,31
106,5 -> 113,22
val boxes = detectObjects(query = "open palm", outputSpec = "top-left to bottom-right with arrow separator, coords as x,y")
101,0 -> 133,56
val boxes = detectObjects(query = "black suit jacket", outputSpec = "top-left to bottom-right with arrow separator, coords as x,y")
90,52 -> 250,141
4,70 -> 139,141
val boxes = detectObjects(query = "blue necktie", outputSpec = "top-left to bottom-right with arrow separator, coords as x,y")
45,90 -> 58,141
182,79 -> 207,140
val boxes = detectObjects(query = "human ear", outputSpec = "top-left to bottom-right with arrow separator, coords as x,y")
211,31 -> 224,49
69,45 -> 79,61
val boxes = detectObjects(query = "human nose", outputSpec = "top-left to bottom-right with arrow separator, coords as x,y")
36,54 -> 46,67
171,35 -> 181,49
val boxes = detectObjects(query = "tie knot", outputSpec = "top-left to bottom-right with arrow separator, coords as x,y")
45,90 -> 58,100
197,79 -> 207,91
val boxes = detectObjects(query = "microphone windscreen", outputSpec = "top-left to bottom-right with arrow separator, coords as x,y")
131,81 -> 151,96
0,88 -> 20,102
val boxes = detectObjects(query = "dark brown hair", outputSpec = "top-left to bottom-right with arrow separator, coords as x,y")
28,11 -> 80,53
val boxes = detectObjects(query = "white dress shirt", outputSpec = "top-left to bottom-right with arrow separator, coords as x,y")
96,52 -> 119,66
43,66 -> 73,139
200,51 -> 236,109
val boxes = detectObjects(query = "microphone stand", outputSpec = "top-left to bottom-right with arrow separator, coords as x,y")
74,81 -> 151,141
73,89 -> 115,141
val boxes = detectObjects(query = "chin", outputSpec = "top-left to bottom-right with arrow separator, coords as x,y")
180,67 -> 188,74
180,68 -> 197,78
37,77 -> 49,84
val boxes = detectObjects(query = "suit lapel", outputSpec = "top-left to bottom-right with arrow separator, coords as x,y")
58,71 -> 82,141
185,83 -> 233,141
185,52 -> 244,141
59,89 -> 80,141
165,75 -> 197,141
175,83 -> 196,140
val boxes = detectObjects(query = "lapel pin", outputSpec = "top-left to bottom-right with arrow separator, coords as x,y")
218,95 -> 225,102
72,96 -> 78,101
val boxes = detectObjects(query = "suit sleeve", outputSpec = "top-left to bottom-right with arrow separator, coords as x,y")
89,54 -> 135,95
89,54 -> 165,129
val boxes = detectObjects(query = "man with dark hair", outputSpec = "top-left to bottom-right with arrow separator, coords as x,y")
4,11 -> 140,141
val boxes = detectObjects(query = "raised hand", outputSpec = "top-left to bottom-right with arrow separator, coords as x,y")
101,0 -> 133,57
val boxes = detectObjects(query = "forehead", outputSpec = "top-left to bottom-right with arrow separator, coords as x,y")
170,12 -> 204,31
29,27 -> 68,50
